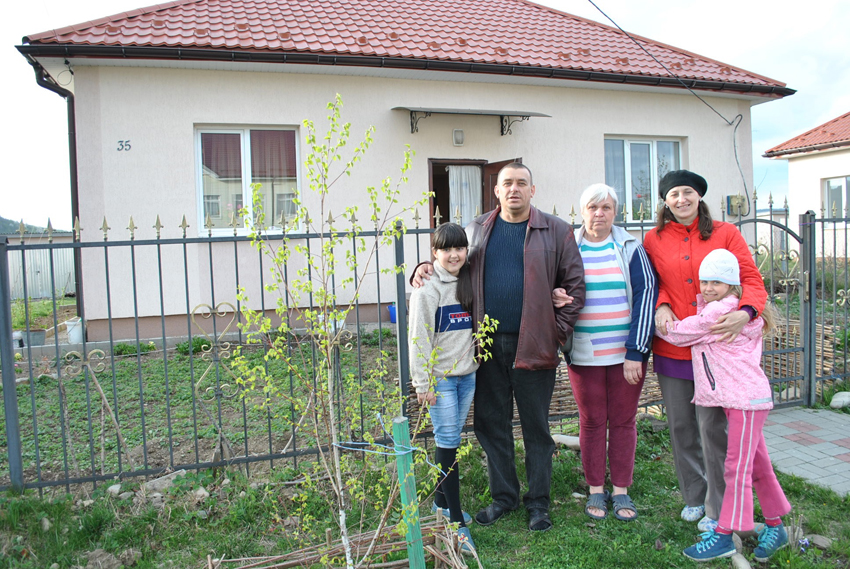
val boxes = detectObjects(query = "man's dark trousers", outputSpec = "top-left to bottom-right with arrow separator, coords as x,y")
473,332 -> 557,511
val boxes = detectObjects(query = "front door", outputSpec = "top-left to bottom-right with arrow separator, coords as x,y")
481,158 -> 522,214
429,157 -> 521,228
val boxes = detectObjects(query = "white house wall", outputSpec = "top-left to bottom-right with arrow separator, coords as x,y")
71,64 -> 755,327
785,147 -> 850,256
787,148 -> 850,219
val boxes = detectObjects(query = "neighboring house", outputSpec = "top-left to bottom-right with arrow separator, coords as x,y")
765,111 -> 850,216
3,232 -> 76,301
764,111 -> 850,254
16,0 -> 793,339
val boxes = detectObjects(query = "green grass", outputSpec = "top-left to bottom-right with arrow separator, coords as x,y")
10,298 -> 76,330
174,337 -> 213,356
0,420 -> 847,568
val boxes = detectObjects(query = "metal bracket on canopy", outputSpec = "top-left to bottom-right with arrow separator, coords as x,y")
410,111 -> 432,133
500,115 -> 529,136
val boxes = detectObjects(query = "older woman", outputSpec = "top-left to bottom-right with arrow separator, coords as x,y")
643,170 -> 767,532
567,183 -> 658,521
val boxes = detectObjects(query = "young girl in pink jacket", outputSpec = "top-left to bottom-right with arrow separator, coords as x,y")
657,249 -> 791,563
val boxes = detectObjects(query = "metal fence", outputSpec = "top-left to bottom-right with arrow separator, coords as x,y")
2,207 -> 848,493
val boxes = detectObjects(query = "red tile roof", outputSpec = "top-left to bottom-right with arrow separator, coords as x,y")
764,111 -> 850,158
21,0 -> 790,97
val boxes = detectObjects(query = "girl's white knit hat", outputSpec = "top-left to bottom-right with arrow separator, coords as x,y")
699,249 -> 740,285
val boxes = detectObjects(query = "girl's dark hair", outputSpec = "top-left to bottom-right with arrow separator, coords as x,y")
655,200 -> 714,240
432,223 -> 473,313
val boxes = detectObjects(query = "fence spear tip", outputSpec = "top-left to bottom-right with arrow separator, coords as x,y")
127,217 -> 138,240
154,215 -> 164,239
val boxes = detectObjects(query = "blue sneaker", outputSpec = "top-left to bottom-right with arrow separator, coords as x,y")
432,502 -> 472,525
697,516 -> 718,532
681,504 -> 705,522
683,530 -> 736,562
457,526 -> 476,556
754,523 -> 788,562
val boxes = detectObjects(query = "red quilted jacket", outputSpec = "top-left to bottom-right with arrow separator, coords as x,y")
643,219 -> 767,361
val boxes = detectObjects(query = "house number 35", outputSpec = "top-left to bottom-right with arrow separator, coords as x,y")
117,140 -> 131,151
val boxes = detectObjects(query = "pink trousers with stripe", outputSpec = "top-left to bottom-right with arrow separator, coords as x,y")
718,408 -> 792,532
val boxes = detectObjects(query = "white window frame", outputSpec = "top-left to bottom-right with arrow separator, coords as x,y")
604,137 -> 682,221
195,126 -> 300,234
203,194 -> 222,219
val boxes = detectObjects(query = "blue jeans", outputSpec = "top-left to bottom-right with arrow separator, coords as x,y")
429,372 -> 476,448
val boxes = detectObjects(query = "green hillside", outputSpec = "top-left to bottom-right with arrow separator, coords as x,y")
0,216 -> 48,235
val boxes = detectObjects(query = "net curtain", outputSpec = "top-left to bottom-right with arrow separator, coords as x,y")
447,165 -> 482,227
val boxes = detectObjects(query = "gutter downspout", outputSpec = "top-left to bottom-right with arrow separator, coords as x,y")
27,57 -> 84,323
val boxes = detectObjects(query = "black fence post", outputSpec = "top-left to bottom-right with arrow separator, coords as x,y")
394,222 -> 411,417
799,211 -> 817,407
0,237 -> 24,492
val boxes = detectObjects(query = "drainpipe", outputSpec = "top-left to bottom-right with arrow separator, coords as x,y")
27,58 -> 84,321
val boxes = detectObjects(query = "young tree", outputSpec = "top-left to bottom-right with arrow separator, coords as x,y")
234,95 -> 429,567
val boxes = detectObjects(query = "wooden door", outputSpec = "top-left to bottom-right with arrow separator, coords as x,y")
482,157 -> 522,214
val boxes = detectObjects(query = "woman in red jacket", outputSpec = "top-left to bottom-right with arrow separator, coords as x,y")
643,170 -> 767,533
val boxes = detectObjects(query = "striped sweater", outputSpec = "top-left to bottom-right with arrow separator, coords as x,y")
568,224 -> 658,366
575,236 -> 631,365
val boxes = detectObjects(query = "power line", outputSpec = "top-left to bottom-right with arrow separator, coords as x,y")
586,0 -> 751,211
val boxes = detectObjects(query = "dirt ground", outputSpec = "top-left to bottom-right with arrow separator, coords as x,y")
31,305 -> 77,331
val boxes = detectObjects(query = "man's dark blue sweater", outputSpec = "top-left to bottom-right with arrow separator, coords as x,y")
483,216 -> 527,333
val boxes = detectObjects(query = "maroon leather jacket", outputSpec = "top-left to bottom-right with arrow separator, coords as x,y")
465,206 -> 585,370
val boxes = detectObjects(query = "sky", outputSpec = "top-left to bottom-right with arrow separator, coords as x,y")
4,0 -> 849,230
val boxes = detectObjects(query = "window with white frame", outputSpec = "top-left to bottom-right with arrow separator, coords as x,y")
824,176 -> 850,216
203,194 -> 222,219
197,128 -> 299,230
604,138 -> 681,221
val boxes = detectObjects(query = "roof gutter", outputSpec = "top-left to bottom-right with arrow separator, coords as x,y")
763,139 -> 850,158
24,55 -> 84,321
17,44 -> 797,99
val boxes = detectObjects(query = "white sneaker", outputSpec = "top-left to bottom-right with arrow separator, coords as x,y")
681,504 -> 705,522
698,516 -> 718,532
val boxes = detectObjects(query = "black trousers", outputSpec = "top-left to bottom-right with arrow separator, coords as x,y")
473,333 -> 557,511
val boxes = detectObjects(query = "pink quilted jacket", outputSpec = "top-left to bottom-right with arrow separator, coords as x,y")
657,295 -> 774,411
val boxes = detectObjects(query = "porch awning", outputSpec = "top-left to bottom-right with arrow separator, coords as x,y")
391,107 -> 551,136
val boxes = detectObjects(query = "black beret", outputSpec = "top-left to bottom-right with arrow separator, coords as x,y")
659,170 -> 708,200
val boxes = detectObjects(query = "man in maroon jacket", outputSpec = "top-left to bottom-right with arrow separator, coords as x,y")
413,163 -> 585,531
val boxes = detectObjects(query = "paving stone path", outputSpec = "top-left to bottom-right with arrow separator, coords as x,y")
764,407 -> 850,497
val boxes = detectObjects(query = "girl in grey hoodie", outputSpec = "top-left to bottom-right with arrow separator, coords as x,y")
408,222 -> 479,555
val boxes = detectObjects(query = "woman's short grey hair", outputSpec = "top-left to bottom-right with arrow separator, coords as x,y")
580,183 -> 619,211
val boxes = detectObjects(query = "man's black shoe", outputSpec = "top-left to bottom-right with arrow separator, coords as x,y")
475,502 -> 515,526
528,508 -> 553,531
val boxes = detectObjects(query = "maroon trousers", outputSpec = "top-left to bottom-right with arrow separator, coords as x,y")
568,362 -> 646,488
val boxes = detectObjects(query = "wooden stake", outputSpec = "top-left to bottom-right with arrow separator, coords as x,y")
392,416 -> 426,569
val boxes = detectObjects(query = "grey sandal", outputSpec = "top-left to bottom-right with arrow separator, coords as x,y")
584,490 -> 610,520
611,493 -> 638,521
